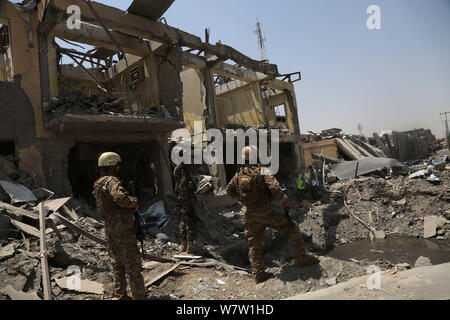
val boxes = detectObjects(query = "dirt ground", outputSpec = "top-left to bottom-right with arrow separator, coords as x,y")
0,152 -> 449,300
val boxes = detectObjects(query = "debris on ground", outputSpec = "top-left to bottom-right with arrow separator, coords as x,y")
0,148 -> 449,300
414,256 -> 433,268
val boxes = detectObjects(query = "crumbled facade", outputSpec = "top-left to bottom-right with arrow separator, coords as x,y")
0,0 -> 289,202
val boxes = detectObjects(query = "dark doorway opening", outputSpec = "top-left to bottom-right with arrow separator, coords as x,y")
278,142 -> 296,179
0,141 -> 15,157
68,143 -> 160,208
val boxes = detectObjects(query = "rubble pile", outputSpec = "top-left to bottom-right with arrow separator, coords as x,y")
43,91 -> 175,119
293,156 -> 450,249
0,149 -> 449,300
43,91 -> 127,115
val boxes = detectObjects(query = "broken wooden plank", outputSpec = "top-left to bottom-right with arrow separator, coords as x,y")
49,212 -> 174,263
0,201 -> 39,221
39,203 -> 52,300
342,139 -> 367,159
62,205 -> 81,221
41,197 -> 71,214
145,262 -> 182,288
335,138 -> 364,160
1,286 -> 41,300
346,139 -> 372,158
55,278 -> 104,295
10,219 -> 65,238
179,258 -> 250,272
354,138 -> 386,158
173,255 -> 202,260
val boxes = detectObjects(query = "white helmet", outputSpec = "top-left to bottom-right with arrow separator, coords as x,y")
241,145 -> 258,162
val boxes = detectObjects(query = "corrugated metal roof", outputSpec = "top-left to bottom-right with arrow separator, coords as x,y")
127,0 -> 176,20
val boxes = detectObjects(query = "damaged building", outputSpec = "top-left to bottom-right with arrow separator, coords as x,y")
180,60 -> 304,186
0,0 -> 293,203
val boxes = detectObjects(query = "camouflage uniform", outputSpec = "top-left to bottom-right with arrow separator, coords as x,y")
173,164 -> 197,246
226,165 -> 307,277
93,175 -> 146,300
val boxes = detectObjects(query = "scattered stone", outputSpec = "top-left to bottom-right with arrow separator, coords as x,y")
155,233 -> 169,244
395,263 -> 411,271
326,277 -> 337,286
424,216 -> 449,239
1,285 -> 41,300
414,256 -> 432,268
392,198 -> 406,205
374,230 -> 386,240
0,243 -> 15,261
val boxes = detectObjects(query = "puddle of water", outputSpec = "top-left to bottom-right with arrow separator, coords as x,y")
326,238 -> 450,266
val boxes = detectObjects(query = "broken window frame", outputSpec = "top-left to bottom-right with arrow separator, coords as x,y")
273,103 -> 287,124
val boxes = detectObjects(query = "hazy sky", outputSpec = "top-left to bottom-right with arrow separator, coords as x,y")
23,0 -> 450,138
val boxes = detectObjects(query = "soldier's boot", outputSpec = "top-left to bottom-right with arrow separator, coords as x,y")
295,252 -> 320,268
180,239 -> 188,253
254,271 -> 273,284
186,241 -> 202,255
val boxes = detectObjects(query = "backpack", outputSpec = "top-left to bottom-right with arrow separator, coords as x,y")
237,166 -> 270,206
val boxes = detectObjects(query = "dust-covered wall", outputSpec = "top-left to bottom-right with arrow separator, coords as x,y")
0,1 -> 52,139
158,46 -> 183,119
108,54 -> 160,112
215,83 -> 264,127
0,78 -> 73,195
180,68 -> 206,135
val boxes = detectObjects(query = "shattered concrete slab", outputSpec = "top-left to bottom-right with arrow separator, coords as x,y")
331,157 -> 409,180
55,277 -> 104,295
424,216 -> 449,239
1,285 -> 41,300
0,243 -> 15,260
287,262 -> 450,300
0,180 -> 37,203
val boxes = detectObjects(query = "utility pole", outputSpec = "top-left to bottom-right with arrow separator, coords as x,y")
441,112 -> 450,150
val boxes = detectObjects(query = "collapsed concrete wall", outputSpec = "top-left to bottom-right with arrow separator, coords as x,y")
180,68 -> 206,135
0,78 -> 73,195
216,83 -> 264,127
158,46 -> 183,119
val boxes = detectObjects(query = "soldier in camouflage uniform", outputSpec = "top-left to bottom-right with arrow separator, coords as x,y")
93,152 -> 146,300
226,146 -> 319,283
173,162 -> 201,254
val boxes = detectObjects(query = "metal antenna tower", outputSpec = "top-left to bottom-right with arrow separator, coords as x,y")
254,19 -> 268,62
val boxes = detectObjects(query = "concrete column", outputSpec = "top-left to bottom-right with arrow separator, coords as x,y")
203,67 -> 228,189
258,82 -> 269,127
